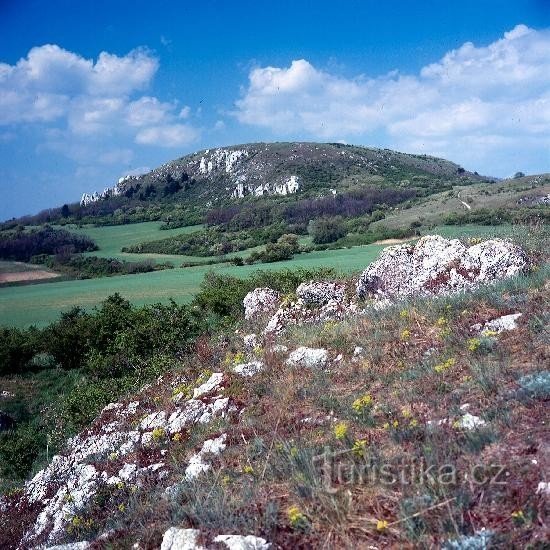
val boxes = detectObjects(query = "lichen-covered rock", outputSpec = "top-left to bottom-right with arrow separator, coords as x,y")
264,296 -> 358,334
296,281 -> 346,306
286,347 -> 328,368
243,288 -> 280,320
357,235 -> 527,300
471,312 -> 522,334
233,361 -> 265,377
185,434 -> 227,480
193,372 -> 224,398
161,527 -> 204,550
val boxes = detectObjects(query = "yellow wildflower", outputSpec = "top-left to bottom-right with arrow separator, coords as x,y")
287,505 -> 308,529
401,329 -> 411,341
242,465 -> 254,475
467,338 -> 481,352
334,422 -> 348,440
352,394 -> 374,413
376,519 -> 389,531
151,427 -> 165,441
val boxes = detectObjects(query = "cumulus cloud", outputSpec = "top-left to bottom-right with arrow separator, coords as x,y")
234,25 -> 550,174
135,124 -> 199,147
0,44 -> 199,148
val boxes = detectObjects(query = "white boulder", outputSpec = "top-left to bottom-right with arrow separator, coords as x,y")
243,288 -> 280,320
286,347 -> 328,368
161,527 -> 204,550
357,235 -> 526,300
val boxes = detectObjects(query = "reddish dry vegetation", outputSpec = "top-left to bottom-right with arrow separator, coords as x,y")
1,274 -> 548,549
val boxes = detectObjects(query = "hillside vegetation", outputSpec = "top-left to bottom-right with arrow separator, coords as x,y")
0,228 -> 548,548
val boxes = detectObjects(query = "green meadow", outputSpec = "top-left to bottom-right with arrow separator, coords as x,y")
0,222 -> 516,328
0,243 -> 387,327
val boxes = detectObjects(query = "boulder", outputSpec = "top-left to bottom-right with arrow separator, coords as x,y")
357,235 -> 526,300
286,347 -> 328,368
243,288 -> 281,320
161,527 -> 204,550
296,281 -> 346,306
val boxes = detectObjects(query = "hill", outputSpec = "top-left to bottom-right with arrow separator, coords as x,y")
1,234 -> 548,548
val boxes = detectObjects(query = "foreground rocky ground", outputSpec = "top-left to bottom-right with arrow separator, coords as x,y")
1,236 -> 548,549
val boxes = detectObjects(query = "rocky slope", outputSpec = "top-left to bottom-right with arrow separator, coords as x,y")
80,142 -> 488,208
2,235 -> 548,549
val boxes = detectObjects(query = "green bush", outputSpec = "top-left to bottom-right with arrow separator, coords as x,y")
0,327 -> 40,375
308,216 -> 347,244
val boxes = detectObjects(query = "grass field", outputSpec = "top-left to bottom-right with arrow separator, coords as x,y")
0,223 -> 521,328
58,222 -> 213,265
0,243 -> 388,327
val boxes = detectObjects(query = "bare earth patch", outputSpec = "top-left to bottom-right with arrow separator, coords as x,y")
373,237 -> 415,245
0,270 -> 60,283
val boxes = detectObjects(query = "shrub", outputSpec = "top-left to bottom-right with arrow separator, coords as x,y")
308,216 -> 347,244
0,327 -> 39,375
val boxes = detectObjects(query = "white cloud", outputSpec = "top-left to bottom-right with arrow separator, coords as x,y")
234,25 -> 550,174
135,124 -> 199,147
0,44 -> 199,149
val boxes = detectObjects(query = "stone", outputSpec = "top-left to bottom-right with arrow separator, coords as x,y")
233,361 -> 265,377
193,372 -> 223,398
296,281 -> 346,306
243,333 -> 258,350
213,534 -> 271,550
243,288 -> 280,320
286,347 -> 328,368
471,313 -> 522,334
185,434 -> 227,481
160,527 -> 204,550
357,235 -> 526,300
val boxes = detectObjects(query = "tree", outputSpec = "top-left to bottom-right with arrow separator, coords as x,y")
308,216 -> 346,244
61,204 -> 70,218
513,171 -> 525,179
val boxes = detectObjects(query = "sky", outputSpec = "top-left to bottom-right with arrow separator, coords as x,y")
1,0 -> 549,220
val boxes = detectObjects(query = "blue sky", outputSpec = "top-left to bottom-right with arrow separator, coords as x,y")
1,0 -> 549,220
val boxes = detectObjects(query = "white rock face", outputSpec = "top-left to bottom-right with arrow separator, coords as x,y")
80,182 -> 124,207
286,347 -> 328,368
161,527 -> 204,550
243,288 -> 281,320
213,534 -> 271,550
536,481 -> 550,497
11,365 -> 234,546
45,542 -> 90,550
199,148 -> 249,175
457,413 -> 486,430
296,281 -> 346,306
274,175 -> 300,195
357,236 -> 527,300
